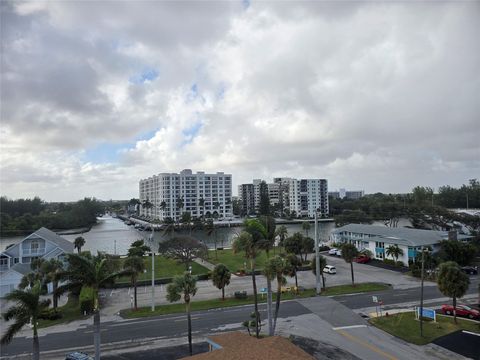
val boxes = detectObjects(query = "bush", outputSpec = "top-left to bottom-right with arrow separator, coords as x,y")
318,245 -> 330,252
79,286 -> 95,314
395,261 -> 404,267
234,291 -> 247,299
383,259 -> 396,266
40,308 -> 63,320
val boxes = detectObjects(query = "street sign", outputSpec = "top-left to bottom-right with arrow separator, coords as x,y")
416,307 -> 436,321
260,287 -> 267,294
372,295 -> 378,303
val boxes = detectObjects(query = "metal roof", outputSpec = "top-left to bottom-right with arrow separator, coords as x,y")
10,263 -> 32,275
332,224 -> 473,247
29,227 -> 74,253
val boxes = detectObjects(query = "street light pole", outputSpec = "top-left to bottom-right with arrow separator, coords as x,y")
420,246 -> 425,337
314,211 -> 321,295
150,226 -> 155,312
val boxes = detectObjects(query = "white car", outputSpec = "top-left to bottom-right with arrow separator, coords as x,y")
328,248 -> 338,255
335,249 -> 342,257
323,265 -> 337,274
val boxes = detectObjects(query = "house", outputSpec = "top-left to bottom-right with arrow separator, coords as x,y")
0,227 -> 73,297
183,331 -> 313,359
330,224 -> 473,266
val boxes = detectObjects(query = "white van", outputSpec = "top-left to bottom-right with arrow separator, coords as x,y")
323,265 -> 337,274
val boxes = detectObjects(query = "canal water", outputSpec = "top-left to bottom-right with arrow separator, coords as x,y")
0,216 -> 335,256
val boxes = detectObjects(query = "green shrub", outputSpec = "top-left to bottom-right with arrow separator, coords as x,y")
40,308 -> 63,320
383,259 -> 396,266
79,286 -> 95,314
234,291 -> 247,299
395,261 -> 405,267
318,245 -> 330,252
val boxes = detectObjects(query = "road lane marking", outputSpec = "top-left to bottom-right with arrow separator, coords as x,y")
174,317 -> 199,322
463,330 -> 480,337
332,325 -> 367,330
336,329 -> 399,360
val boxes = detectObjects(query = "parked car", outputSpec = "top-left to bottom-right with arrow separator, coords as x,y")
461,266 -> 478,275
323,265 -> 337,274
441,304 -> 480,319
65,352 -> 93,360
328,248 -> 338,255
335,249 -> 342,257
354,255 -> 370,263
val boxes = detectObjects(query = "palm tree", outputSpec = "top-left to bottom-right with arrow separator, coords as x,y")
41,258 -> 64,308
232,226 -> 265,338
341,243 -> 359,286
160,200 -> 167,214
285,254 -> 302,293
176,197 -> 184,224
212,263 -> 231,300
311,255 -> 327,290
385,245 -> 404,263
74,236 -> 86,253
263,259 -> 275,336
1,281 -> 50,360
260,215 -> 276,257
58,254 -> 125,360
123,256 -> 145,310
166,272 -> 197,356
437,261 -> 470,324
302,221 -> 311,237
265,256 -> 290,334
275,225 -> 288,247
142,199 -> 153,218
205,219 -> 217,259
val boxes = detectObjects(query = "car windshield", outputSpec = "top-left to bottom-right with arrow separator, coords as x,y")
460,305 -> 471,310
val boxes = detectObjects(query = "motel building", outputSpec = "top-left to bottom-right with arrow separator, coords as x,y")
330,224 -> 473,266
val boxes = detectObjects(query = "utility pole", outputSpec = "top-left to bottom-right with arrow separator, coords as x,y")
314,211 -> 321,295
420,246 -> 425,337
150,227 -> 155,312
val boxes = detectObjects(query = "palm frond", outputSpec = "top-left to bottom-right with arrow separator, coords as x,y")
1,318 -> 29,345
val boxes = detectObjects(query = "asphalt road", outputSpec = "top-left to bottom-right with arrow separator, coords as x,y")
333,276 -> 479,310
0,300 -> 310,357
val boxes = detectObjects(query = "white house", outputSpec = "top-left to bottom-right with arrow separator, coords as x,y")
330,224 -> 473,266
0,227 -> 73,297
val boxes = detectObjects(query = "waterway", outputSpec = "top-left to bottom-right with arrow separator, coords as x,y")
0,216 -> 336,256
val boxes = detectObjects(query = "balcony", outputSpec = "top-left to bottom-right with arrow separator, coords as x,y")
22,248 -> 46,256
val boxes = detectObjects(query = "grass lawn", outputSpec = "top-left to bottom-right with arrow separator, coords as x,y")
370,311 -> 480,345
320,283 -> 390,296
38,297 -> 89,328
117,255 -> 210,283
121,288 -> 317,319
207,247 -> 286,272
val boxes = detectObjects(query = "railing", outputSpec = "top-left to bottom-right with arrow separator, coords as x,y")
22,248 -> 46,256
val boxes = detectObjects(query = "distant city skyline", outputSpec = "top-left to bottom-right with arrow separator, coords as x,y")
1,1 -> 479,202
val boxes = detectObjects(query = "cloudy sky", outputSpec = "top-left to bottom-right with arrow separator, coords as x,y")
1,1 -> 479,201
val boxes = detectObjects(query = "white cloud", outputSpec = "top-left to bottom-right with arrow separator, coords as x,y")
1,1 -> 479,201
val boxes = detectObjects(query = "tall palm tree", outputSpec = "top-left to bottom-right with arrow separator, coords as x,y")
260,215 -> 276,257
74,236 -> 86,253
58,254 -> 125,360
265,256 -> 290,334
160,201 -> 167,214
285,253 -> 302,293
41,258 -> 64,308
341,243 -> 359,286
166,272 -> 197,356
198,198 -> 205,220
176,197 -> 184,224
385,245 -> 404,263
142,199 -> 153,218
302,221 -> 311,237
437,261 -> 469,324
123,256 -> 145,310
1,282 -> 50,360
205,219 -> 217,259
263,259 -> 275,336
233,219 -> 268,337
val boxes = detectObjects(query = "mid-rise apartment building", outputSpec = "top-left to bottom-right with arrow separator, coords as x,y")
139,169 -> 232,221
329,189 -> 364,200
238,177 -> 328,218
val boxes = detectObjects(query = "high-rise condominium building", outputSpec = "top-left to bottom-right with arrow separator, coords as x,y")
139,169 -> 232,221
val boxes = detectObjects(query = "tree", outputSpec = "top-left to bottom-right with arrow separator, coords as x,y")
160,201 -> 167,213
123,256 -> 145,310
302,221 -> 311,237
232,226 -> 265,338
311,255 -> 327,290
258,181 -> 270,216
205,219 -> 218,259
437,240 -> 476,266
212,264 -> 231,300
158,236 -> 206,270
262,258 -> 275,336
127,240 -> 151,257
275,225 -> 288,247
300,237 -> 314,262
341,243 -> 359,286
198,198 -> 205,220
285,254 -> 302,293
437,261 -> 470,324
57,254 -> 125,360
265,256 -> 290,334
1,282 -> 50,360
176,197 -> 184,222
166,272 -> 197,355
385,245 -> 404,263
259,215 -> 276,256
41,258 -> 64,308
74,236 -> 86,254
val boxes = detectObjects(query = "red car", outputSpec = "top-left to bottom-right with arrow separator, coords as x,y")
441,304 -> 480,319
354,255 -> 370,263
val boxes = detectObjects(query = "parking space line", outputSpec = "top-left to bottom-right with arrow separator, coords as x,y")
332,325 -> 367,330
336,329 -> 399,360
